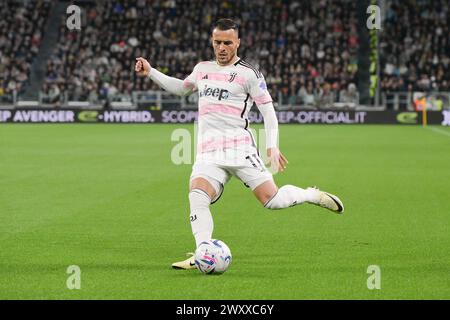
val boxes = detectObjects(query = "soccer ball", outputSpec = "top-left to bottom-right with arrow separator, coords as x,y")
194,239 -> 232,274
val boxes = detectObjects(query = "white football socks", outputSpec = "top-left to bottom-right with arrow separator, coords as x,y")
189,185 -> 319,247
264,185 -> 319,209
189,189 -> 214,248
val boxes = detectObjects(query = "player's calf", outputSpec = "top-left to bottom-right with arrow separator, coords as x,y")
264,185 -> 344,214
189,189 -> 214,247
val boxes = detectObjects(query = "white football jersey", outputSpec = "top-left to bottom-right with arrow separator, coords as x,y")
183,58 -> 272,166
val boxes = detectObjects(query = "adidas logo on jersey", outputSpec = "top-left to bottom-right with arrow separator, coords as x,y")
199,85 -> 230,101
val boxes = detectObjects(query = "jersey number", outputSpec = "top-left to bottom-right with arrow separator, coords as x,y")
246,154 -> 265,172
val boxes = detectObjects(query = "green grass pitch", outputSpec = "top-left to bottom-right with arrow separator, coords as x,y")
0,124 -> 449,299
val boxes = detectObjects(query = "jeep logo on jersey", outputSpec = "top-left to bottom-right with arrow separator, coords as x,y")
199,85 -> 230,101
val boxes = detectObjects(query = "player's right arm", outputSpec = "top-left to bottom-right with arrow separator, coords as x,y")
134,57 -> 196,96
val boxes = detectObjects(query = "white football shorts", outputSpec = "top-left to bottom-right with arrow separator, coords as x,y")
190,153 -> 273,204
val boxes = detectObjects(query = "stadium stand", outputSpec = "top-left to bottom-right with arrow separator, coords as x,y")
0,0 -> 52,103
0,0 -> 449,110
380,0 -> 450,92
41,0 -> 360,108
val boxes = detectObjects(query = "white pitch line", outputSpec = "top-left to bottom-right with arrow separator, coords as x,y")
426,126 -> 450,138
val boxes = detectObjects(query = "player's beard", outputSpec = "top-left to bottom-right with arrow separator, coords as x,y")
217,51 -> 236,66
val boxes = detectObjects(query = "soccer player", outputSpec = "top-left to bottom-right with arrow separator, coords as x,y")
135,19 -> 344,269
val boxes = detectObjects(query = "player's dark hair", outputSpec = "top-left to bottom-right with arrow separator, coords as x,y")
213,18 -> 239,36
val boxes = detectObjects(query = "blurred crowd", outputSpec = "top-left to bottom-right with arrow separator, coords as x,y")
1,0 -> 449,108
0,0 -> 51,101
42,0 -> 360,107
380,0 -> 450,93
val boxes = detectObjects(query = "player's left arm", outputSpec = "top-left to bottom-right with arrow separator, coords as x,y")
248,75 -> 288,172
258,102 -> 288,173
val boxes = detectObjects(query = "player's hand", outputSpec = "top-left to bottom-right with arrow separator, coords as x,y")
135,57 -> 151,77
267,147 -> 288,173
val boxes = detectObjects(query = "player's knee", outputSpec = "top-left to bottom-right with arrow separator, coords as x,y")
190,177 -> 217,200
253,180 -> 279,209
189,189 -> 211,210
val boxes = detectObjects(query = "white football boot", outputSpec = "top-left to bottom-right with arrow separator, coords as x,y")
171,252 -> 196,270
307,186 -> 344,214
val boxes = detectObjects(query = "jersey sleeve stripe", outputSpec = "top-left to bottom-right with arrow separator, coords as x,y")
237,60 -> 263,78
238,61 -> 262,78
